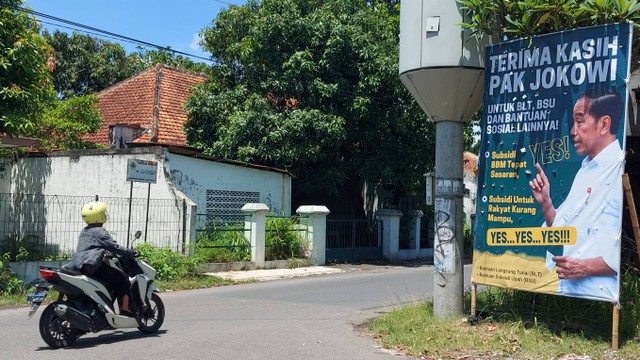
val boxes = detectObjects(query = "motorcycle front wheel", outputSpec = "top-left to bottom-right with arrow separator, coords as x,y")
39,301 -> 79,348
137,293 -> 165,334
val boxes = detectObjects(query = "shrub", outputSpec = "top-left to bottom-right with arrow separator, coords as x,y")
0,234 -> 46,261
136,243 -> 201,281
265,216 -> 307,261
0,253 -> 23,295
194,223 -> 251,262
194,216 -> 308,262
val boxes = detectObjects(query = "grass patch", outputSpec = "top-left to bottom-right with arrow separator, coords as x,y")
0,292 -> 31,309
369,282 -> 640,360
368,301 -> 638,359
154,274 -> 249,291
369,269 -> 640,359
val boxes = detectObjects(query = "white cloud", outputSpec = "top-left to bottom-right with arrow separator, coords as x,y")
190,33 -> 203,51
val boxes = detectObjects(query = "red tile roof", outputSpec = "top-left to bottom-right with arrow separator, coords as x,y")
88,64 -> 207,147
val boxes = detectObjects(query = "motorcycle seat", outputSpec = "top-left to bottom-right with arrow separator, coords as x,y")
58,267 -> 82,276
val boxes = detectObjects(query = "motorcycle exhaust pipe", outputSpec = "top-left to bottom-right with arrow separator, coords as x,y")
54,304 -> 93,332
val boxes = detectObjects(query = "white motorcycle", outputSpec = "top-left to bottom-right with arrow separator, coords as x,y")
26,250 -> 165,348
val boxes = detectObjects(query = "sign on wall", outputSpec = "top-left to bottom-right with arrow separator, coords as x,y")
126,159 -> 158,184
471,23 -> 632,303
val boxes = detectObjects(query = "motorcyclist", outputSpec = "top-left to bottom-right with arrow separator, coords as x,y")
68,200 -> 138,316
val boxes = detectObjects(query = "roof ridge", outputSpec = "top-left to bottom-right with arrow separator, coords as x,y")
97,64 -> 207,96
153,63 -> 208,80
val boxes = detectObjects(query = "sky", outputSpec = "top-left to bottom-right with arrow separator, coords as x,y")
24,0 -> 247,63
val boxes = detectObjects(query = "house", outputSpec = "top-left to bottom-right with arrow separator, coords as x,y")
0,146 -> 292,253
0,65 -> 294,254
89,64 -> 207,148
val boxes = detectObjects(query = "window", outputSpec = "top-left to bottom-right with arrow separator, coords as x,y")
205,189 -> 260,225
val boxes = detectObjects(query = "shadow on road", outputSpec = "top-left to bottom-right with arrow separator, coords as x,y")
35,329 -> 167,351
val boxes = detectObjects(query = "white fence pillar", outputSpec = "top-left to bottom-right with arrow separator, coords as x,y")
410,210 -> 423,253
241,203 -> 270,269
175,190 -> 197,255
296,205 -> 330,266
376,209 -> 403,260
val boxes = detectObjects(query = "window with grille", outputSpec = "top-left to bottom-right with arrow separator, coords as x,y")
206,189 -> 260,225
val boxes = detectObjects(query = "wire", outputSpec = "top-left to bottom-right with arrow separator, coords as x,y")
212,0 -> 238,6
38,20 -> 151,50
10,2 -> 405,108
14,5 -> 214,63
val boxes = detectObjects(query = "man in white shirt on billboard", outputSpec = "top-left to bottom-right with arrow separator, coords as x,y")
529,87 -> 625,301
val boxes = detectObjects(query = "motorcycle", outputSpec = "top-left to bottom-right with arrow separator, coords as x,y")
26,248 -> 165,348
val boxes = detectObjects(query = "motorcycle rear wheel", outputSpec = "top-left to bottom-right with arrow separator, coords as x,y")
137,293 -> 165,334
39,301 -> 79,348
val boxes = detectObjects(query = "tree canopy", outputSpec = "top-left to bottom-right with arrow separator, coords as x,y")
33,94 -> 103,151
42,30 -> 209,99
41,30 -> 133,99
0,0 -> 55,136
185,0 -> 435,201
459,0 -> 640,71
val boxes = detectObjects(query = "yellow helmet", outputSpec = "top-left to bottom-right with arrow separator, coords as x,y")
81,201 -> 108,225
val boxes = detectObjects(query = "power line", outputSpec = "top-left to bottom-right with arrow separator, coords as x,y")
15,5 -> 214,63
12,2 -> 403,107
212,0 -> 238,6
38,19 -> 153,50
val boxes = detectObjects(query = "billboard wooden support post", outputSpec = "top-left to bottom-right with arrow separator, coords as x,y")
615,173 -> 639,350
470,284 -> 477,317
612,305 -> 619,350
622,174 -> 640,262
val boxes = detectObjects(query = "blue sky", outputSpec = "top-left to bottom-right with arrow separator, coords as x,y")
24,0 -> 247,62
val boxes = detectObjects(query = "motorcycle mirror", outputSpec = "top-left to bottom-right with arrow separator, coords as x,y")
131,230 -> 142,247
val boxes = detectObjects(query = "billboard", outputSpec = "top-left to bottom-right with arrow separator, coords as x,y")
471,23 -> 632,303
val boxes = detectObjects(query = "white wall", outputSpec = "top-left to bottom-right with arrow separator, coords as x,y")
9,147 -> 174,199
0,147 -> 292,254
165,151 -> 292,216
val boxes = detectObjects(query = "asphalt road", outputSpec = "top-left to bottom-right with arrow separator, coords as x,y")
0,262 -> 472,360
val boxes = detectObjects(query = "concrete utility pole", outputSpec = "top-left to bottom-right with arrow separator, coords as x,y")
398,0 -> 491,318
432,121 -> 465,316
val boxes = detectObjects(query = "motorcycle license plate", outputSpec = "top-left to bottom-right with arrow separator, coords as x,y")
26,291 -> 48,319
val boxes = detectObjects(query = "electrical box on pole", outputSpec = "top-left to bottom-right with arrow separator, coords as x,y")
399,0 -> 492,318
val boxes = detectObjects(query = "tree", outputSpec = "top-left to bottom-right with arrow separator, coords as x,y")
458,0 -> 640,71
43,30 -> 210,98
33,94 -> 103,150
0,0 -> 55,136
126,48 -> 210,75
185,0 -> 435,209
41,30 -> 134,99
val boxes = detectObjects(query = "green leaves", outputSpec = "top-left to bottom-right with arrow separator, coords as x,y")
458,0 -> 640,71
33,94 -> 104,151
0,0 -> 55,136
187,0 -> 436,197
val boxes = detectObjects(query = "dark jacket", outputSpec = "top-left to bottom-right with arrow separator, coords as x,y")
69,224 -> 132,274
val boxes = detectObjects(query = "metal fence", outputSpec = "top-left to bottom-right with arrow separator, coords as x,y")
0,193 -> 186,260
192,213 -> 309,262
326,218 -> 383,262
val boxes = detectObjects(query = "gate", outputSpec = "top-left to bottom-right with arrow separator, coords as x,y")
326,219 -> 383,262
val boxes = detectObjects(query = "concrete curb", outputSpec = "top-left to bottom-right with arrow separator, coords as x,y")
205,266 -> 344,281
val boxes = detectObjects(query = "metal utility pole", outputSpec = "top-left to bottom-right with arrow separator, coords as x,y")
399,0 -> 491,318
